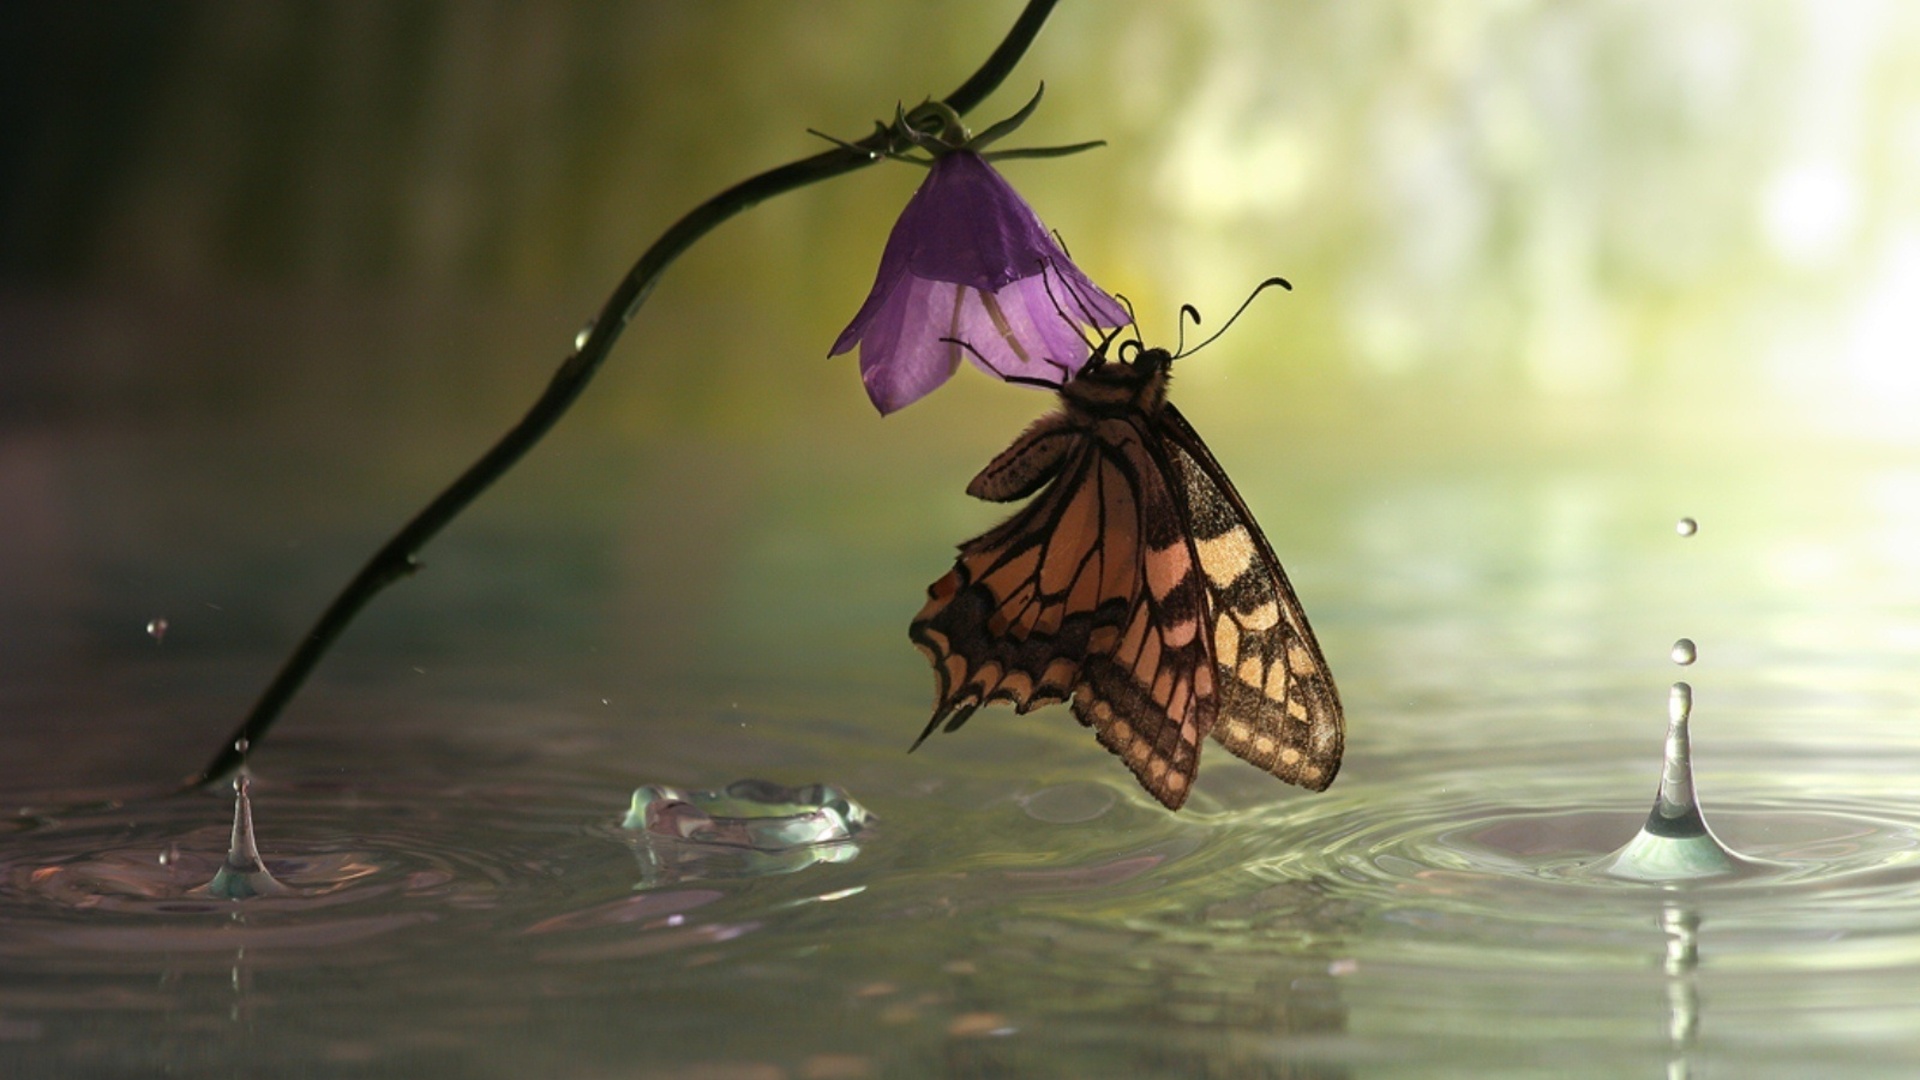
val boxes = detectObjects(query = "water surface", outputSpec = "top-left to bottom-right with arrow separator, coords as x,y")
6,402 -> 1920,1078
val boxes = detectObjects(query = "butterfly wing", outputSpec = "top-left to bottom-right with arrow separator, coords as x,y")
1159,404 -> 1344,791
910,400 -> 1341,810
1067,416 -> 1218,810
909,415 -> 1139,746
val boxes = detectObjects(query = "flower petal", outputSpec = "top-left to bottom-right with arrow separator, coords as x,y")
897,152 -> 1065,292
858,276 -> 966,414
832,150 -> 1132,412
830,214 -> 911,358
946,277 -> 1080,386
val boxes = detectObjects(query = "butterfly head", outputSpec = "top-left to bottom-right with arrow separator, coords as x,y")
1058,277 -> 1292,416
1062,331 -> 1173,414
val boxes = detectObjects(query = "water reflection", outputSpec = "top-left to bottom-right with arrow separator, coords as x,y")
1662,902 -> 1701,1080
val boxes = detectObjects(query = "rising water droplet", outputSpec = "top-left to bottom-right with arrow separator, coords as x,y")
1670,638 -> 1697,666
233,737 -> 250,756
1676,517 -> 1698,537
574,320 -> 595,352
1592,682 -> 1755,882
146,618 -> 168,642
203,776 -> 290,900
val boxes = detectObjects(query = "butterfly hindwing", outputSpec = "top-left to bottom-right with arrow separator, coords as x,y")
966,413 -> 1079,503
1161,405 -> 1343,791
909,418 -> 1137,746
1068,417 -> 1216,810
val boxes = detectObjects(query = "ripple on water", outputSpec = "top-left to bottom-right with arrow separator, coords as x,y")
1220,756 -> 1920,958
0,777 -> 620,958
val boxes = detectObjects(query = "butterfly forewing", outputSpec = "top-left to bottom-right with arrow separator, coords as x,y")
1161,405 -> 1343,791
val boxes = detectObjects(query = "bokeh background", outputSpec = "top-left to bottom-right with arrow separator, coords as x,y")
10,3 -> 1920,1076
3,0 -> 1918,787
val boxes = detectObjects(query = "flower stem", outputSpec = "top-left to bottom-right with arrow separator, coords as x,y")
183,0 -> 1062,790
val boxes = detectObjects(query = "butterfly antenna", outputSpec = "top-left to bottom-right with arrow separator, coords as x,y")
1173,302 -> 1201,356
1173,276 -> 1292,360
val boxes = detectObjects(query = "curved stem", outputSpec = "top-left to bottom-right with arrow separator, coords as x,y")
185,0 -> 1062,789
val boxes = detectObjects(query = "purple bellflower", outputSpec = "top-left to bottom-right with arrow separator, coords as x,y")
830,90 -> 1130,414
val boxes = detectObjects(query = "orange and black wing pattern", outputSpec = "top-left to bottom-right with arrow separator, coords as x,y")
1160,404 -> 1343,792
908,413 -> 1138,747
911,411 -> 1222,809
910,394 -> 1342,810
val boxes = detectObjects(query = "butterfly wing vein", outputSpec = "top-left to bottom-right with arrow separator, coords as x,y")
910,404 -> 1343,809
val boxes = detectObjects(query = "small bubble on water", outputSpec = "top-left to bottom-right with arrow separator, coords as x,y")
1676,517 -> 1698,537
1670,638 -> 1697,666
146,618 -> 168,642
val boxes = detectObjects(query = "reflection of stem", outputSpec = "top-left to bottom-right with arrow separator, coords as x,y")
183,0 -> 1063,789
1662,901 -> 1701,1080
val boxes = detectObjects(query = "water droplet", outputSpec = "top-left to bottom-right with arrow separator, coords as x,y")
574,320 -> 595,352
146,618 -> 168,642
1670,638 -> 1697,666
621,780 -> 872,888
157,844 -> 178,867
233,737 -> 250,756
203,776 -> 290,900
1676,517 -> 1698,537
1591,682 -> 1757,882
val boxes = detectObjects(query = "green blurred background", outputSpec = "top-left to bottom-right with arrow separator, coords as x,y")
11,0 -> 1919,443
4,0 -> 1919,788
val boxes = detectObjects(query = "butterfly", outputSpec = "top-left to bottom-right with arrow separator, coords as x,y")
907,279 -> 1343,810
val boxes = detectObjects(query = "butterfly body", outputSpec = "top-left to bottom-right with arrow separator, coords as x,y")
910,339 -> 1343,810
